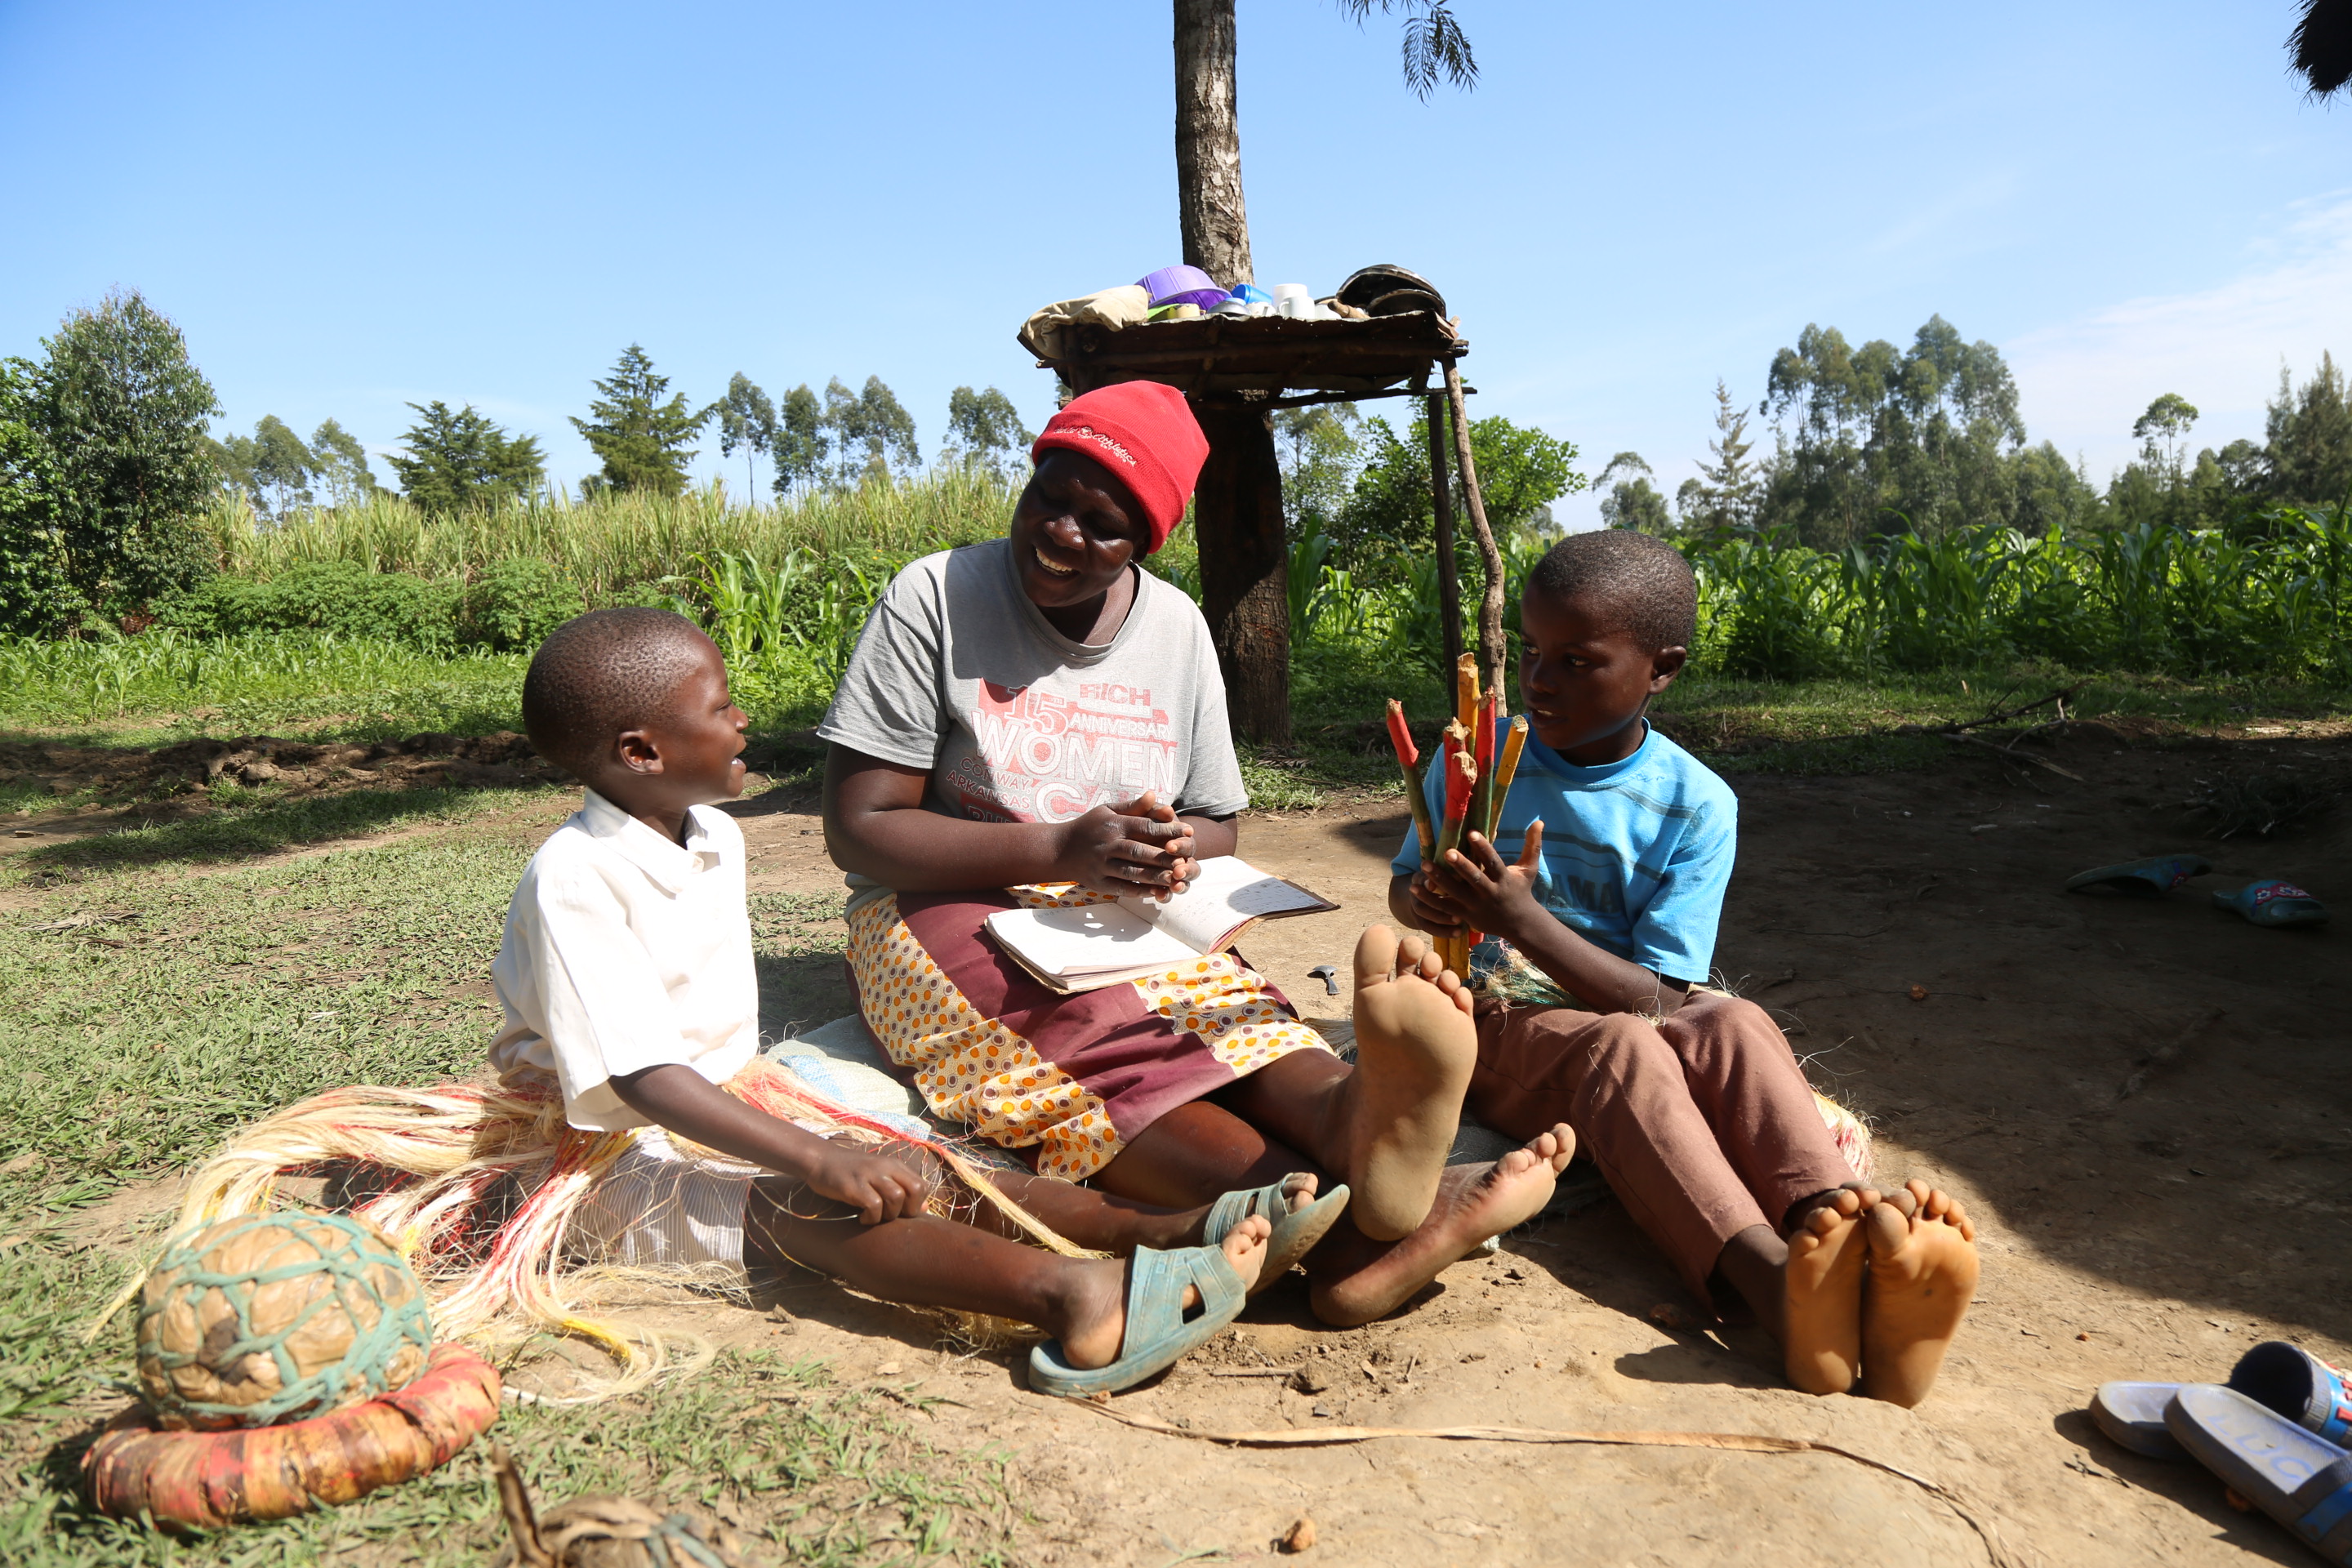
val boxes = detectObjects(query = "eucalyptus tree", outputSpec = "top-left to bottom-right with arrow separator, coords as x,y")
943,385 -> 1033,482
715,372 -> 777,500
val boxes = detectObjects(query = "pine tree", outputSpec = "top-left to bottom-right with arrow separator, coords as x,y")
571,345 -> 708,497
2263,353 -> 2352,509
389,402 -> 546,514
1677,381 -> 1762,536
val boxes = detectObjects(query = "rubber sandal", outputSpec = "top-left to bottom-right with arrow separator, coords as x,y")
2065,854 -> 2213,896
2093,1342 -> 2352,1462
2216,879 -> 2329,928
1204,1177 -> 1351,1294
2094,1382 -> 2194,1458
2167,1383 -> 2352,1562
1027,1244 -> 1249,1398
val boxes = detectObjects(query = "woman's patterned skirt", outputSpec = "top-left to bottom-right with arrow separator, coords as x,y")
846,884 -> 1332,1180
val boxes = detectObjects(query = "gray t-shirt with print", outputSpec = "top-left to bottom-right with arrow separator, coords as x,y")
816,538 -> 1249,906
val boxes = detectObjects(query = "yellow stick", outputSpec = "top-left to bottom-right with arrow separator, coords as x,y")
1485,716 -> 1530,844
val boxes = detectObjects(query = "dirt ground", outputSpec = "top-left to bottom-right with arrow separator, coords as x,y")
717,724 -> 2352,1567
23,722 -> 2350,1565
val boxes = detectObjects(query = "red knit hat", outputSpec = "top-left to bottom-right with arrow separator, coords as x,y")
1029,382 -> 1209,555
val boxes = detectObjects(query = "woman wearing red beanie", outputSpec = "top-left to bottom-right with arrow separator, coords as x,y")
817,381 -> 1571,1329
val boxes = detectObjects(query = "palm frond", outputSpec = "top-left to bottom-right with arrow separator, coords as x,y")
1331,0 -> 1479,100
2291,0 -> 2352,98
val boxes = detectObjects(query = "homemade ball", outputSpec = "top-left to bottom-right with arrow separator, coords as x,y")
135,1211 -> 433,1430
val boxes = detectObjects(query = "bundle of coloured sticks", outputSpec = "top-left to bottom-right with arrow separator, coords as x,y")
1385,654 -> 1530,978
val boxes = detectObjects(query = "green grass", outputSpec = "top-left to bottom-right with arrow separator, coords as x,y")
205,474 -> 1019,605
0,631 -> 528,743
0,799 -> 1021,1565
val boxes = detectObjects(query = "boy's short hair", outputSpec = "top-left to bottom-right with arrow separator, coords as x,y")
1524,529 -> 1697,652
522,608 -> 713,775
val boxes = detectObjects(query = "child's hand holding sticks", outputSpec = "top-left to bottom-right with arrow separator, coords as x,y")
1386,669 -> 1534,978
1429,822 -> 1549,945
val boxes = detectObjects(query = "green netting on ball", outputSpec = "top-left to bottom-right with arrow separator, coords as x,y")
136,1211 -> 435,1428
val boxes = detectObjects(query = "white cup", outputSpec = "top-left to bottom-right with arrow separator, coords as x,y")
1272,283 -> 1313,318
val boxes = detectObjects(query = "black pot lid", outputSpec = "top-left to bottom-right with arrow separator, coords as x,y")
1336,265 -> 1445,315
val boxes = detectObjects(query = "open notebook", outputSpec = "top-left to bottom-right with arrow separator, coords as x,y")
983,855 -> 1339,994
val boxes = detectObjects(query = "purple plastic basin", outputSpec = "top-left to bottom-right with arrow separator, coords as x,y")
1138,265 -> 1228,310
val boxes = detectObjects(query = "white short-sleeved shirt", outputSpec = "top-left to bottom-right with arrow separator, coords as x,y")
488,791 -> 760,1131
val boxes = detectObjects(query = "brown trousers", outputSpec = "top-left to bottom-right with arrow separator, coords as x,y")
1469,991 -> 1852,1299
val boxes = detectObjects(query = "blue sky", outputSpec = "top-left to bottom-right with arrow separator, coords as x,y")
4,1 -> 2346,527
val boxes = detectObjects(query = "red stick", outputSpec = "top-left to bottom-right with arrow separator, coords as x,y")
1384,699 -> 1419,770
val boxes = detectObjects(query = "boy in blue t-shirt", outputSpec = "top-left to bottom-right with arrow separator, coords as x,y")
1388,531 -> 1978,1408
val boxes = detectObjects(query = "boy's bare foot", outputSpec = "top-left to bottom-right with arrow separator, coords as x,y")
1782,1186 -> 1876,1396
1334,925 -> 1478,1241
1857,1179 -> 1979,1408
1311,1126 -> 1573,1328
1055,1214 -> 1271,1370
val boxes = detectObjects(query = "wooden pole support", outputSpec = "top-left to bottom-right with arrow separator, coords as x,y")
1443,359 -> 1508,699
1424,390 -> 1463,681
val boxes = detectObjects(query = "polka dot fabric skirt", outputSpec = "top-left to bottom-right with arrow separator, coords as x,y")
845,884 -> 1332,1181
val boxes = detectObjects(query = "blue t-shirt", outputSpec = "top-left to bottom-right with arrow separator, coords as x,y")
1390,719 -> 1738,984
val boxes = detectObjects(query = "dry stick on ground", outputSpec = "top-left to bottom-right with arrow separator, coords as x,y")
1940,732 -> 2086,783
1065,1401 -> 2020,1568
1897,682 -> 2089,737
1890,683 -> 2092,783
2115,1008 -> 2226,1104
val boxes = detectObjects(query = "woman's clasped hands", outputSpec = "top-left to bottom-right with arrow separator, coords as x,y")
1059,790 -> 1201,900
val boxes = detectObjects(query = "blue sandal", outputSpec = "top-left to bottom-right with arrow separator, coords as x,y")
2065,854 -> 2212,897
2216,879 -> 2329,929
2093,1341 -> 2352,1460
1205,1176 -> 1351,1295
1027,1243 -> 1248,1398
2167,1383 -> 2352,1563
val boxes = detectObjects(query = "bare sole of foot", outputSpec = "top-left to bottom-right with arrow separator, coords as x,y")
1341,925 -> 1477,1241
1783,1187 -> 1873,1396
1312,1126 -> 1574,1329
1059,1214 -> 1272,1370
1857,1179 -> 1980,1408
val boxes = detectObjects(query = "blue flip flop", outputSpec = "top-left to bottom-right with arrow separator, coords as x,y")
1027,1243 -> 1248,1398
2093,1342 -> 2352,1461
2216,879 -> 2329,929
2065,854 -> 2213,896
1205,1176 -> 1351,1295
2167,1383 -> 2352,1563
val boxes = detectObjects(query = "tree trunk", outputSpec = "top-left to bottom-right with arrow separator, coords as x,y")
1173,0 -> 1253,287
1446,361 -> 1510,697
1174,1 -> 1285,745
1424,391 -> 1463,680
1191,399 -> 1291,745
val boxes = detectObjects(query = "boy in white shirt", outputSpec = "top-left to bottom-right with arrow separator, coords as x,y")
497,608 -> 1307,1393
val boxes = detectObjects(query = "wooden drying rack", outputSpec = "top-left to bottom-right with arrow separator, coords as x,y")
1031,310 -> 1511,722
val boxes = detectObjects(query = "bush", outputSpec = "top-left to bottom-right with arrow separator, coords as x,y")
461,558 -> 583,651
157,561 -> 461,648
